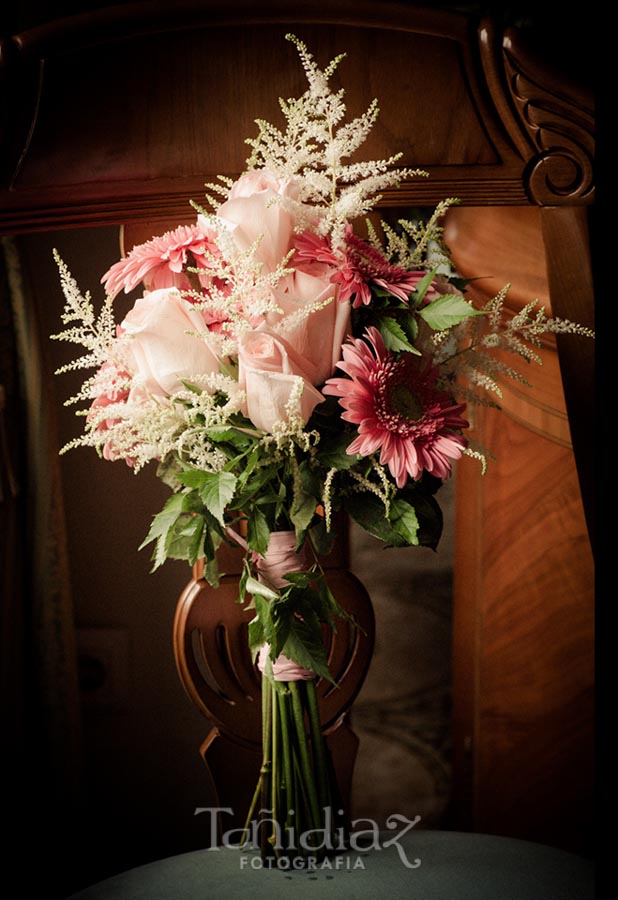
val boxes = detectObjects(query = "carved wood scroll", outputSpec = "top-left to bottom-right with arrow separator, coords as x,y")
0,1 -> 594,234
479,21 -> 594,206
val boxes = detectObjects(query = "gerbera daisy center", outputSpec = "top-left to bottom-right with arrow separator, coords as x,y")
389,382 -> 424,422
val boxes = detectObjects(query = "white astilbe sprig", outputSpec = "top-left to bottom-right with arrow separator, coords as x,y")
347,460 -> 394,517
462,445 -> 491,475
436,286 -> 595,406
61,362 -> 247,472
51,251 -> 117,372
244,34 -> 425,241
380,199 -> 461,269
322,467 -> 337,532
62,396 -> 185,471
181,217 -> 297,351
265,380 -> 321,451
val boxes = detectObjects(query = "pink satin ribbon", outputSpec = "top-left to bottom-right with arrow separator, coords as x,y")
254,531 -> 315,682
257,645 -> 315,682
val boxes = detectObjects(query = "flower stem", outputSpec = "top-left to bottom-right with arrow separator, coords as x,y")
260,675 -> 273,858
240,773 -> 263,849
278,689 -> 294,831
289,681 -> 321,835
305,679 -> 331,815
271,682 -> 280,852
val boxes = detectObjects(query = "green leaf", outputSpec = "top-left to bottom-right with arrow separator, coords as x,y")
410,268 -> 438,308
390,498 -> 420,546
282,570 -> 316,588
281,617 -> 334,684
180,380 -> 203,395
378,316 -> 419,354
400,312 -> 419,345
246,506 -> 270,555
346,492 -> 409,547
418,293 -> 485,331
177,471 -> 238,525
205,426 -> 250,446
181,489 -> 206,514
237,558 -> 250,606
245,575 -> 279,601
165,513 -> 205,565
231,463 -> 280,509
317,433 -> 358,470
290,489 -> 316,541
404,488 -> 443,550
309,518 -> 337,556
203,556 -> 220,588
139,493 -> 186,570
177,470 -> 209,489
156,455 -> 184,491
197,471 -> 237,525
317,577 -> 355,627
248,595 -> 273,660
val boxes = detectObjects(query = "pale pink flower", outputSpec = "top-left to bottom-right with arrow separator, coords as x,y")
238,328 -> 324,433
323,327 -> 468,487
227,170 -> 301,202
269,265 -> 350,385
120,288 -> 222,397
101,224 -> 218,298
216,170 -> 300,274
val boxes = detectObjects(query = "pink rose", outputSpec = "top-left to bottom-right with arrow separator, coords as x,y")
216,170 -> 300,273
238,328 -> 324,433
121,288 -> 221,397
269,266 -> 351,385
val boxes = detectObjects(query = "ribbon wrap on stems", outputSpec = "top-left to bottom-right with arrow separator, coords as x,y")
255,531 -> 315,682
235,528 -> 343,862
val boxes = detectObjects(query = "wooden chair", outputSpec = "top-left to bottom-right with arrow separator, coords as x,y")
0,0 -> 595,852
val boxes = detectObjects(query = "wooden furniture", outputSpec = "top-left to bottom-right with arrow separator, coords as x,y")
444,206 -> 594,853
64,831 -> 594,899
0,1 -> 595,854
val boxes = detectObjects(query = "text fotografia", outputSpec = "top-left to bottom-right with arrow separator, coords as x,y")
194,807 -> 422,869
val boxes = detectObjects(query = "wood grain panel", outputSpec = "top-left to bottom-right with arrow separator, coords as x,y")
454,409 -> 594,853
18,26 -> 498,194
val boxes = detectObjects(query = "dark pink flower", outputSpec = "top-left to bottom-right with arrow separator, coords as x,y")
323,327 -> 468,487
294,231 -> 339,268
342,231 -> 429,307
294,227 -> 431,308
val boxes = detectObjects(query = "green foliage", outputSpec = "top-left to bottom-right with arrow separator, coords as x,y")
245,568 -> 349,684
177,470 -> 237,526
378,316 -> 420,354
345,481 -> 443,551
419,293 -> 485,331
409,268 -> 438,308
346,492 -> 411,547
247,506 -> 271,555
389,498 -> 420,545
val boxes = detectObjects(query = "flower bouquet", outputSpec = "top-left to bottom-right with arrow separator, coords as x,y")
52,35 -> 592,863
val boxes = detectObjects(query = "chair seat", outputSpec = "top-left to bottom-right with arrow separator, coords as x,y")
65,830 -> 594,900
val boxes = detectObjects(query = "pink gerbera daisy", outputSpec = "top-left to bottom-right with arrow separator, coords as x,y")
342,232 -> 429,307
294,227 -> 431,308
323,327 -> 468,487
101,224 -> 218,298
